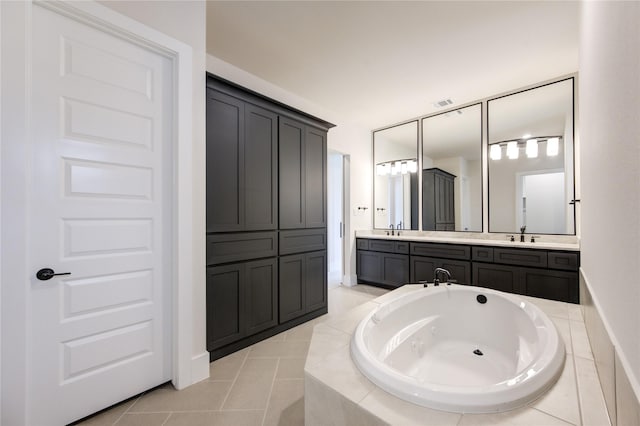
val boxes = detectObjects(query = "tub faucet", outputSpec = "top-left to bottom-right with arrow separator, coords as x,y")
389,224 -> 395,236
433,268 -> 452,286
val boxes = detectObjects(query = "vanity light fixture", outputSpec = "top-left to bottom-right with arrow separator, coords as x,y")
547,137 -> 559,156
507,141 -> 519,159
490,144 -> 502,160
376,163 -> 390,176
526,139 -> 538,158
376,159 -> 418,175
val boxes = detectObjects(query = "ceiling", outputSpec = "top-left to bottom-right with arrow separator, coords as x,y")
206,1 -> 580,129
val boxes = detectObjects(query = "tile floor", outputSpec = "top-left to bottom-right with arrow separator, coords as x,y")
76,284 -> 388,426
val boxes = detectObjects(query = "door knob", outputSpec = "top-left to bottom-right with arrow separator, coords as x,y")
36,268 -> 71,281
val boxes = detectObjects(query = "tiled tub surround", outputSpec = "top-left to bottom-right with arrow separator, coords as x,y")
580,272 -> 640,426
305,285 -> 610,426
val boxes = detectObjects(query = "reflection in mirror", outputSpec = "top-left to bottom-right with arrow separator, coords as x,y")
421,104 -> 483,232
374,121 -> 419,230
488,78 -> 575,234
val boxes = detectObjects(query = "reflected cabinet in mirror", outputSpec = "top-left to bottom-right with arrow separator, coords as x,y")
421,104 -> 483,232
488,78 -> 575,235
373,121 -> 419,230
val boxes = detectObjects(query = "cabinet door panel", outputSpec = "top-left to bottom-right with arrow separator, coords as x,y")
357,250 -> 382,283
305,251 -> 327,312
207,264 -> 244,350
245,104 -> 278,230
381,253 -> 409,287
439,259 -> 471,284
245,259 -> 278,335
472,262 -> 522,294
521,267 -> 578,303
305,127 -> 327,228
279,254 -> 305,323
279,118 -> 305,229
207,90 -> 244,232
410,256 -> 438,282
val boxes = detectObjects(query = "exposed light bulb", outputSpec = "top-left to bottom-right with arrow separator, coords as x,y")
526,139 -> 538,158
507,141 -> 519,159
490,144 -> 502,160
408,160 -> 417,173
401,161 -> 408,174
391,161 -> 400,175
547,137 -> 559,156
376,164 -> 385,176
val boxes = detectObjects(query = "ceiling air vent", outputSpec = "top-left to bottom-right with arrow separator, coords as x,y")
433,98 -> 453,108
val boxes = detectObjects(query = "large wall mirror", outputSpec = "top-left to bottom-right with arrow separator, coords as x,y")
488,78 -> 575,234
373,121 -> 419,230
421,103 -> 483,232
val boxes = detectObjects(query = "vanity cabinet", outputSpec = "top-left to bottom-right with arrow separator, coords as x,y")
206,74 -> 333,360
356,238 -> 409,287
279,117 -> 327,230
356,237 -> 579,303
473,248 -> 579,303
422,168 -> 456,231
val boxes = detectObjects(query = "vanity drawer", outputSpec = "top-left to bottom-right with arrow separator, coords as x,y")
207,231 -> 278,265
410,242 -> 470,260
493,248 -> 547,268
280,228 -> 327,255
472,246 -> 494,262
548,251 -> 579,271
394,241 -> 409,254
368,239 -> 395,253
356,238 -> 369,250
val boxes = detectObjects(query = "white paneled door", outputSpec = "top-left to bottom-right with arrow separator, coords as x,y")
29,4 -> 173,424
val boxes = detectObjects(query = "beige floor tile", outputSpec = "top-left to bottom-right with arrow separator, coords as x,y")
75,396 -> 140,426
113,413 -> 170,426
238,357 -> 279,378
164,410 -> 264,426
221,358 -> 278,410
248,339 -> 310,359
129,380 -> 232,412
568,304 -> 584,322
276,358 -> 306,379
209,348 -> 249,380
223,374 -> 275,410
263,379 -> 305,426
284,318 -> 323,341
522,296 -> 570,320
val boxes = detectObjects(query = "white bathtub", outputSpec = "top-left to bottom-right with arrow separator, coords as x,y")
350,285 -> 565,413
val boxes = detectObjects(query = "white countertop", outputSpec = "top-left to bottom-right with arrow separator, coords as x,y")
355,230 -> 580,251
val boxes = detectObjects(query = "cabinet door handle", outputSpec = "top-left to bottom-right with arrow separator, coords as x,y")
339,221 -> 343,238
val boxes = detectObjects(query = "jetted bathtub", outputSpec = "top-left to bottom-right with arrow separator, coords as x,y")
350,285 -> 565,413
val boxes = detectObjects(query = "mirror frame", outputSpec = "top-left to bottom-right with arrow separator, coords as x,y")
420,102 -> 484,233
486,76 -> 576,235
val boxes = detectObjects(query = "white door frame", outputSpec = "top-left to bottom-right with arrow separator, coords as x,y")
1,1 -> 197,423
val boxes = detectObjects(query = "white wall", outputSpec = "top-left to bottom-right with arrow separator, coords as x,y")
206,54 -> 372,285
99,0 -> 209,382
580,0 -> 640,401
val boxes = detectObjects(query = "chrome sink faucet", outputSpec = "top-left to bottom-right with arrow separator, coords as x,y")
433,267 -> 452,286
389,224 -> 395,236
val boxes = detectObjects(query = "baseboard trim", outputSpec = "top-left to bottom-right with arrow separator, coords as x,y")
190,351 -> 210,385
